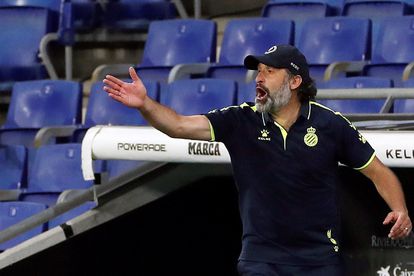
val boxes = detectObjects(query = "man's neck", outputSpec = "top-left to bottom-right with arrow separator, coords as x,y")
271,97 -> 301,131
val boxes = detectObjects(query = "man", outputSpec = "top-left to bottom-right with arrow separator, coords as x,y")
103,44 -> 411,275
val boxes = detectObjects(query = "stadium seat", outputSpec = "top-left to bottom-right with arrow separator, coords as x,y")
296,17 -> 371,84
0,201 -> 47,251
342,0 -> 410,56
71,80 -> 158,143
363,16 -> 414,87
317,99 -> 386,113
137,19 -> 217,82
0,7 -> 53,92
342,0 -> 409,17
262,0 -> 334,43
0,0 -> 75,81
0,80 -> 82,147
161,79 -> 237,115
206,18 -> 293,83
92,19 -> 217,84
237,81 -> 256,104
317,77 -> 390,114
0,145 -> 26,201
71,0 -> 102,31
106,160 -> 148,181
317,76 -> 393,89
394,79 -> 414,112
102,0 -> 176,31
20,143 -> 94,207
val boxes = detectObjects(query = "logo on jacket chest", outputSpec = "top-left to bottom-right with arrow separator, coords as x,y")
304,126 -> 318,147
258,129 -> 271,141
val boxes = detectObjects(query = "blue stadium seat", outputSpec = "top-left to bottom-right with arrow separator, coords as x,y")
342,0 -> 410,57
317,76 -> 393,88
394,99 -> 414,113
317,99 -> 386,113
0,0 -> 61,24
21,144 -> 94,207
317,77 -> 390,113
0,145 -> 27,200
297,17 -> 371,83
0,80 -> 82,147
161,79 -> 237,115
343,0 -> 409,17
102,0 -> 176,31
262,0 -> 335,43
71,80 -> 158,142
394,79 -> 414,112
0,7 -> 53,92
136,19 -> 217,83
0,201 -> 47,251
207,18 -> 293,83
106,160 -> 147,181
363,16 -> 414,87
71,0 -> 102,31
237,81 -> 256,104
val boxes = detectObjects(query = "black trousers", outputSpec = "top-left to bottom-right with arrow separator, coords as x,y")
237,260 -> 344,276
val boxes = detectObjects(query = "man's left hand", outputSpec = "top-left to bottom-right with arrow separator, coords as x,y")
383,211 -> 412,239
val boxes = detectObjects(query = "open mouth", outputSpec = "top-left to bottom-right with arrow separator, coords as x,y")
256,85 -> 269,102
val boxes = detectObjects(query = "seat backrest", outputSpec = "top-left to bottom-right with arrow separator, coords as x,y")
0,145 -> 26,189
297,17 -> 371,65
237,81 -> 256,104
27,143 -> 93,194
84,80 -> 158,127
317,75 -> 389,114
0,201 -> 46,250
140,19 -> 216,67
103,0 -> 175,30
0,0 -> 61,12
3,80 -> 82,128
318,76 -> 393,88
262,0 -> 330,43
161,79 -> 236,115
263,1 -> 330,19
218,18 -> 293,65
371,16 -> 414,64
342,0 -> 408,18
0,8 -> 51,69
317,99 -> 385,113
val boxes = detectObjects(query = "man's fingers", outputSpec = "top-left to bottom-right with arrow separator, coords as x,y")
129,67 -> 140,82
103,79 -> 122,91
105,74 -> 125,87
383,212 -> 395,225
103,86 -> 122,97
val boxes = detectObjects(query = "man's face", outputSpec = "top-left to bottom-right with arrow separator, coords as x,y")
255,64 -> 292,114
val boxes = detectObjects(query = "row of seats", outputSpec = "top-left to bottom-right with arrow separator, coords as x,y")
263,0 -> 414,18
94,16 -> 414,89
0,0 -> 177,32
2,13 -> 414,95
0,0 -> 177,92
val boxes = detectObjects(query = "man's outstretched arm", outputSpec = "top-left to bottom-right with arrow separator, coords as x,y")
361,156 -> 412,239
103,67 -> 212,141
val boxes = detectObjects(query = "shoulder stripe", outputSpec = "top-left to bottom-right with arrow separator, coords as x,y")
310,101 -> 352,124
355,152 -> 376,170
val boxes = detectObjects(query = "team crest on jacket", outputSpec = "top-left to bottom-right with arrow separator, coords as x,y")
304,126 -> 318,147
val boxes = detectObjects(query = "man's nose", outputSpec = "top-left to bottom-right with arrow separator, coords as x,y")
255,71 -> 264,83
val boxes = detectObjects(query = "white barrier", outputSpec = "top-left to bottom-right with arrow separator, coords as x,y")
81,126 -> 414,180
81,126 -> 230,180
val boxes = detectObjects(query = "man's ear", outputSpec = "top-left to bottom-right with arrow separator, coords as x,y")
289,75 -> 302,90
